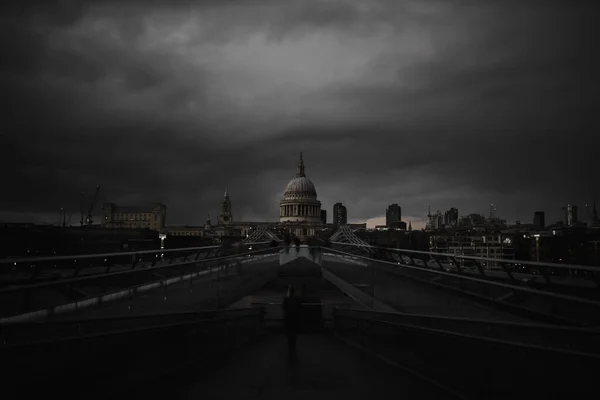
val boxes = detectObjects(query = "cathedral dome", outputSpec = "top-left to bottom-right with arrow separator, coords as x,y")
283,153 -> 317,200
279,152 -> 322,229
284,176 -> 317,200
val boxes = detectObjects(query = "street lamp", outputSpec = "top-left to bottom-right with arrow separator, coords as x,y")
534,234 -> 540,262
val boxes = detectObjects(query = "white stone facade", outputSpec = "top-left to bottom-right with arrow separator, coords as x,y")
279,153 -> 322,225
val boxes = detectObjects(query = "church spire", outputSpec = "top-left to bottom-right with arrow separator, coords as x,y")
296,152 -> 305,177
224,188 -> 229,198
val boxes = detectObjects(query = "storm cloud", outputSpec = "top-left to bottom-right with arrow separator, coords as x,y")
2,0 -> 599,228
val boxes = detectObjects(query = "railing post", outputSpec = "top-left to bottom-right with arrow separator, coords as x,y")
216,261 -> 221,308
104,258 -> 112,274
435,256 -> 445,271
502,264 -> 516,282
475,262 -> 486,276
455,257 -> 463,274
131,254 -> 139,269
72,259 -> 82,277
540,266 -> 552,285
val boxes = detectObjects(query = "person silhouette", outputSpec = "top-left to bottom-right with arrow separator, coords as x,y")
282,284 -> 302,361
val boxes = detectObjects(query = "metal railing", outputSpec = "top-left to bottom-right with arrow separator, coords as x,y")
324,244 -> 600,326
0,245 -> 280,322
330,241 -> 600,289
0,241 -> 273,285
333,308 -> 600,400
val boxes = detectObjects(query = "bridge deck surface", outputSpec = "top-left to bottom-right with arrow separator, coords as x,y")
127,333 -> 448,400
45,257 -> 530,324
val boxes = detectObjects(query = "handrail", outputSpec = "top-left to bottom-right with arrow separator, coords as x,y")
330,241 -> 600,272
325,246 -> 600,326
324,246 -> 600,306
0,247 -> 279,295
0,241 -> 272,265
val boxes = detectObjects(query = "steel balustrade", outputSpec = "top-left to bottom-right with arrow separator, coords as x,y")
329,241 -> 600,287
244,226 -> 282,244
5,240 -> 600,327
0,241 -> 273,283
323,244 -> 600,326
0,243 -> 281,322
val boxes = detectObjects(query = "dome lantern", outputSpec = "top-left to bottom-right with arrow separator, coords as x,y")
297,152 -> 305,177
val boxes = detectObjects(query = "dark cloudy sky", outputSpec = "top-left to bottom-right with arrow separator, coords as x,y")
2,0 -> 599,229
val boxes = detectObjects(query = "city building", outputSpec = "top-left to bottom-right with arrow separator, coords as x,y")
426,208 -> 444,231
218,189 -> 233,226
279,152 -> 323,238
430,234 -> 515,267
333,202 -> 347,225
533,211 -> 545,229
386,204 -> 401,228
444,208 -> 459,228
320,210 -> 327,225
589,200 -> 600,228
164,225 -> 205,237
563,204 -> 579,227
458,213 -> 487,228
101,203 -> 166,231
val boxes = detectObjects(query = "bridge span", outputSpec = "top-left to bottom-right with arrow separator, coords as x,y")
2,242 -> 600,399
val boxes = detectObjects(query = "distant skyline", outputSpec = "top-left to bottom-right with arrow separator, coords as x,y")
1,200 -> 588,232
2,1 -> 599,229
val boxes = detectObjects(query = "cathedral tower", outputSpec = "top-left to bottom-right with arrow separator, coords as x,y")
218,189 -> 233,226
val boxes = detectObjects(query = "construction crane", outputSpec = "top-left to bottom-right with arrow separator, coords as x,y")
80,191 -> 85,226
85,185 -> 101,225
489,204 -> 497,220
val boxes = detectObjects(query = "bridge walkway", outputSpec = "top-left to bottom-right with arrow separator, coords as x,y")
3,249 -> 600,400
131,332 -> 449,400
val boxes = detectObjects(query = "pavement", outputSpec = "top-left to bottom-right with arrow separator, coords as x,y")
125,333 -> 449,400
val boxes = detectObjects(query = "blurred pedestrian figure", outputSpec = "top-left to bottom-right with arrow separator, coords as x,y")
282,284 -> 302,362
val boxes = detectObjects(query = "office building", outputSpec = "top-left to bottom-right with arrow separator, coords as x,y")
563,205 -> 579,227
101,203 -> 166,231
320,210 -> 327,225
444,208 -> 459,228
533,211 -> 545,229
386,204 -> 401,228
333,202 -> 347,225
